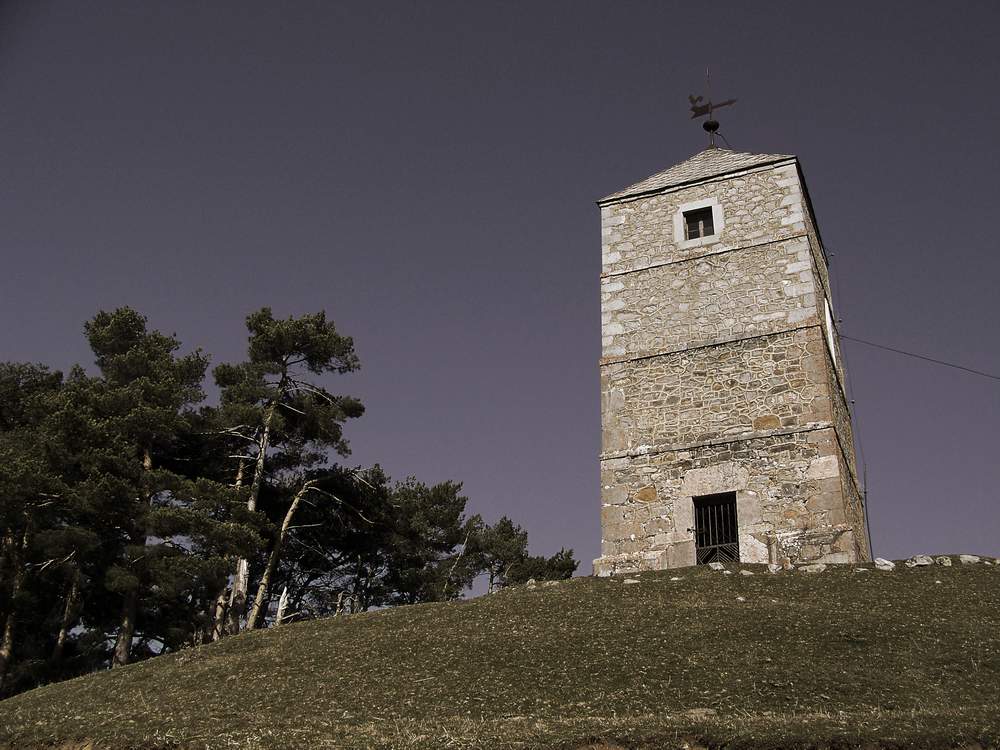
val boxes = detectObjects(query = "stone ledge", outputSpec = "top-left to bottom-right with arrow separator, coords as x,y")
600,231 -> 810,280
599,421 -> 834,463
598,321 -> 823,368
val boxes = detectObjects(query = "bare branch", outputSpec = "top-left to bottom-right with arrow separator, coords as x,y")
33,550 -> 77,573
199,426 -> 259,444
285,381 -> 337,404
441,531 -> 472,600
306,486 -> 374,524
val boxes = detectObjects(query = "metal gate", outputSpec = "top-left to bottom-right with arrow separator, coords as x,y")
694,492 -> 740,564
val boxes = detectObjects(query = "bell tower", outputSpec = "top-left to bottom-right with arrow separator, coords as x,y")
594,147 -> 870,575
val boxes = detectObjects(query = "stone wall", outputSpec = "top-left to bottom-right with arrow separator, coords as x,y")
601,327 -> 833,454
601,236 -> 818,360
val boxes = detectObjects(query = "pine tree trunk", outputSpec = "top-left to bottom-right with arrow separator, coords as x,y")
51,569 -> 81,664
0,605 -> 18,692
113,447 -> 153,668
209,584 -> 229,642
111,590 -> 136,668
226,402 -> 276,635
0,528 -> 29,692
351,558 -> 371,613
225,559 -> 249,636
274,586 -> 289,625
245,481 -> 312,630
245,402 -> 276,517
209,459 -> 245,641
0,529 -> 11,580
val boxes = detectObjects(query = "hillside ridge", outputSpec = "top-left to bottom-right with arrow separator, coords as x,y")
1,557 -> 999,750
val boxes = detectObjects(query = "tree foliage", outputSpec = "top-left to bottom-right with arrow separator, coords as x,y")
0,307 -> 577,698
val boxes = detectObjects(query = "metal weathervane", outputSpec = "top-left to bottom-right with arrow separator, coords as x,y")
689,66 -> 736,148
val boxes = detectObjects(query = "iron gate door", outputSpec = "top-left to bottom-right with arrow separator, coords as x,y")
694,492 -> 740,564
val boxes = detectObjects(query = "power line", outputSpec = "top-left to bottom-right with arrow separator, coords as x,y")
839,328 -> 999,559
841,334 -> 1000,382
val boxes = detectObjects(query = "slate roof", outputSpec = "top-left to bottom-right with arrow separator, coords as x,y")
599,147 -> 795,204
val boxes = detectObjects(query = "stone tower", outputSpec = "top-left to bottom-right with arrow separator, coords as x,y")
594,147 -> 870,575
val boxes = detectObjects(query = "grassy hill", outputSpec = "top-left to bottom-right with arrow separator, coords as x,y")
1,558 -> 999,750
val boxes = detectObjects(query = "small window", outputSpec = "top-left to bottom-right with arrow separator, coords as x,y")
684,207 -> 715,240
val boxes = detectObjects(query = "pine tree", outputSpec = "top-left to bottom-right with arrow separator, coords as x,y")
381,479 -> 480,605
466,516 -> 529,592
505,547 -> 578,585
267,469 -> 483,616
466,516 -> 579,590
80,308 -> 251,666
213,309 -> 362,634
266,465 -> 393,619
0,364 -> 65,690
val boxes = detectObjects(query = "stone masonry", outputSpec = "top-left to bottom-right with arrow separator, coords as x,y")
594,147 -> 870,575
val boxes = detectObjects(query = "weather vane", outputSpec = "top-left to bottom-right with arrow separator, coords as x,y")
689,66 -> 736,148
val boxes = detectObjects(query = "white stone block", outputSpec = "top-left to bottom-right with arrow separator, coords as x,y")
784,282 -> 811,297
806,456 -> 840,480
786,308 -> 814,325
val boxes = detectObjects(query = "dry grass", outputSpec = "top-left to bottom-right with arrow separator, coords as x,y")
1,559 -> 998,749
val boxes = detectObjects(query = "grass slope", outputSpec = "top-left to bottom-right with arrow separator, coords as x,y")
2,560 -> 999,750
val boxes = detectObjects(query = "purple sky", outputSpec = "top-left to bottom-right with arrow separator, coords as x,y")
1,1 -> 997,566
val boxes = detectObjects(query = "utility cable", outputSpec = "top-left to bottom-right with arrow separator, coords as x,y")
840,334 -> 1000,382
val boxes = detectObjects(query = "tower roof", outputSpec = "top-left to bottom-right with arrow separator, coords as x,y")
599,147 -> 795,205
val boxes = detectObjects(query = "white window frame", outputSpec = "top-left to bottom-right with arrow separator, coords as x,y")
824,298 -> 837,366
674,197 -> 725,250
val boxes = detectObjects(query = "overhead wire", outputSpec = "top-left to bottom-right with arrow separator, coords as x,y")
840,334 -> 1000,382
826,246 -> 999,560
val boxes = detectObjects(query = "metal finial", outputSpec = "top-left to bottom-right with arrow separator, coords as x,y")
688,66 -> 736,148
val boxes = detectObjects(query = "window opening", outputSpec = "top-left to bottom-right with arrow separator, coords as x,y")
694,492 -> 739,564
684,206 -> 715,240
